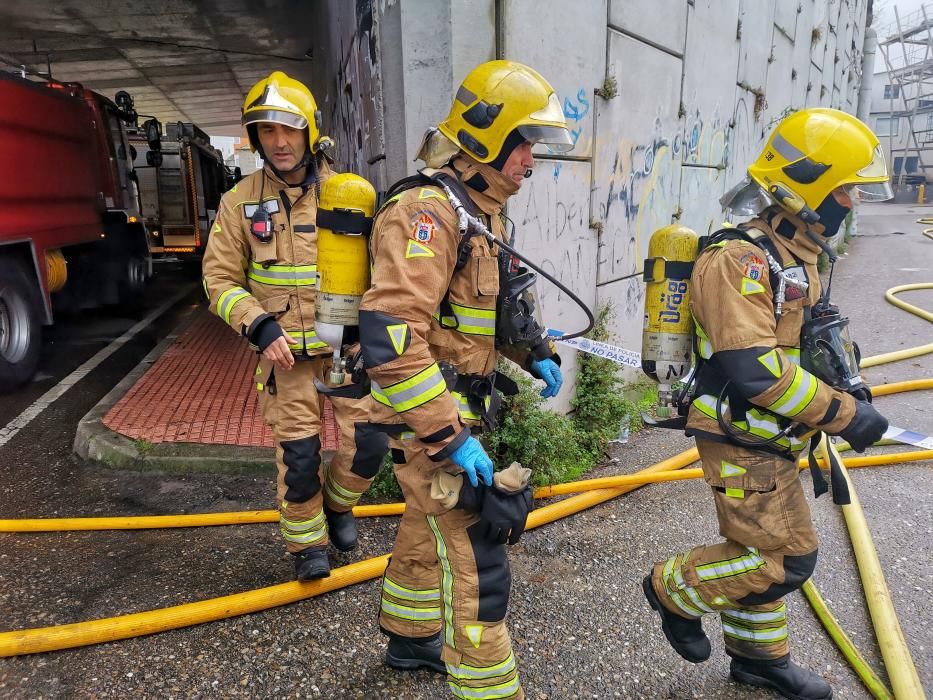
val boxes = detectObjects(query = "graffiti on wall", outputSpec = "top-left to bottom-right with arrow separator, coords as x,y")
562,87 -> 591,151
329,0 -> 386,189
510,162 -> 596,333
594,113 -> 680,293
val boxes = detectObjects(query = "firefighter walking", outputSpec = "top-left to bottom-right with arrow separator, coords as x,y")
359,60 -> 572,699
202,72 -> 387,581
643,109 -> 892,699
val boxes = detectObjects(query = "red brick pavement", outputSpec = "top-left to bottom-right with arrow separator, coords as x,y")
103,308 -> 337,450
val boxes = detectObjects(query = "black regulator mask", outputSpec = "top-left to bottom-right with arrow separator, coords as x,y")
814,191 -> 851,238
496,251 -> 553,361
801,299 -> 871,402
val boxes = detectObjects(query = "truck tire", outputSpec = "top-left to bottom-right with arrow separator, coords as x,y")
0,258 -> 42,391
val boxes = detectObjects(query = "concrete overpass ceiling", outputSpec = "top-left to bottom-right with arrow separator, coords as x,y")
0,0 -> 329,136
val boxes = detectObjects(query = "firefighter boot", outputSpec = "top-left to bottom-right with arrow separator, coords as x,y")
325,506 -> 359,552
642,575 -> 711,663
293,547 -> 331,581
730,654 -> 832,700
385,633 -> 446,674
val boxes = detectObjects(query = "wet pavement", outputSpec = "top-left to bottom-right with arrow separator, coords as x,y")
0,205 -> 930,698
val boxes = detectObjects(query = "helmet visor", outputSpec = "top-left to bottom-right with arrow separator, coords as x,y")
853,180 -> 894,202
518,125 -> 574,153
242,109 -> 308,130
856,145 -> 889,179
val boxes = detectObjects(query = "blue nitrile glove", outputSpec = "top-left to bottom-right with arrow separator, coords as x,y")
450,436 -> 494,487
530,357 -> 563,398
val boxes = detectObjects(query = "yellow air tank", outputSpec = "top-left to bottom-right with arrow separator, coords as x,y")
314,173 -> 377,382
641,224 -> 699,416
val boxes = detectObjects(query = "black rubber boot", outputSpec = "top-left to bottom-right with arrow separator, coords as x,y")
293,547 -> 330,581
642,575 -> 711,663
730,654 -> 832,700
385,633 -> 446,674
325,506 -> 359,552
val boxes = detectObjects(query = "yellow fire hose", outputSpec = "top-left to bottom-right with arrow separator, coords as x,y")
914,216 -> 933,240
801,579 -> 894,700
0,449 -> 698,657
0,443 -> 928,658
0,281 -> 930,700
803,277 -> 931,700
859,283 -> 933,368
816,436 -> 926,699
2,444 -> 930,532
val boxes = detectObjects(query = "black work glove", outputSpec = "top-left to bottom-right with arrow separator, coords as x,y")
848,383 -> 873,403
456,479 -> 484,513
479,484 -> 533,545
838,400 -> 888,453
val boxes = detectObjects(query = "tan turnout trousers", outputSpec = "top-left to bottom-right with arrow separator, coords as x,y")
378,436 -> 523,700
651,439 -> 819,660
257,356 -> 387,554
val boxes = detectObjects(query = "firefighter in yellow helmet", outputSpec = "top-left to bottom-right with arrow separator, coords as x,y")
358,60 -> 572,697
643,108 -> 891,699
202,71 -> 388,580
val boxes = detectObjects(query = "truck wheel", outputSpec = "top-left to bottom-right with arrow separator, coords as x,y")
0,258 -> 42,391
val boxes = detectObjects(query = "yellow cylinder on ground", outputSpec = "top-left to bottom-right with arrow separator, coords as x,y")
315,173 -> 376,326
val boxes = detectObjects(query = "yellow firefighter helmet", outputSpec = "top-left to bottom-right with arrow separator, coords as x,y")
242,71 -> 324,154
437,60 -> 574,164
748,108 -> 892,218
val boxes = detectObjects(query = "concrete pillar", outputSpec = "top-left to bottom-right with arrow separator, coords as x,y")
377,0 -> 495,184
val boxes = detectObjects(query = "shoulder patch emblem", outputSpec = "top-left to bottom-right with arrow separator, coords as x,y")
410,211 -> 437,243
740,252 -> 765,281
405,240 -> 435,259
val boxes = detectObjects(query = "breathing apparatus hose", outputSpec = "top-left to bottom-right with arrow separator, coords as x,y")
487,232 -> 596,340
439,178 -> 596,340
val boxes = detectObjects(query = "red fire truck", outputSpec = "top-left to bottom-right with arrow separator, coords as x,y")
128,120 -> 238,259
0,73 -> 151,390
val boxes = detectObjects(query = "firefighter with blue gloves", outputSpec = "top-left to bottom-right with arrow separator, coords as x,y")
358,60 -> 573,699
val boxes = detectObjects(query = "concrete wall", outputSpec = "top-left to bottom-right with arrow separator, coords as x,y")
329,0 -> 871,405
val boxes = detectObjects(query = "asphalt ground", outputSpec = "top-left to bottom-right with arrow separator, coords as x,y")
0,204 -> 930,698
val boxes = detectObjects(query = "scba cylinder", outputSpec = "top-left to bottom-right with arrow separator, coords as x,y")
315,173 -> 377,333
641,224 -> 699,392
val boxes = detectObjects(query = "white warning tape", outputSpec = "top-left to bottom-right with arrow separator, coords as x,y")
883,425 -> 933,450
547,330 -> 642,369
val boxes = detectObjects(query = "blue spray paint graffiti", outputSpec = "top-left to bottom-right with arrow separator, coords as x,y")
562,88 -> 590,147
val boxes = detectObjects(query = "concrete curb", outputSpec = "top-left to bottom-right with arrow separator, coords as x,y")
74,309 -> 329,475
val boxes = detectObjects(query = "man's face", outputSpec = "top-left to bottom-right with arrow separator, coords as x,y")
832,185 -> 853,209
500,141 -> 535,186
257,122 -> 307,171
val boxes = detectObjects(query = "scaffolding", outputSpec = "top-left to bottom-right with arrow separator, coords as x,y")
877,3 -> 933,190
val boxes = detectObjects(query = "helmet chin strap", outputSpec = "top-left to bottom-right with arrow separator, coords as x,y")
267,148 -> 314,180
